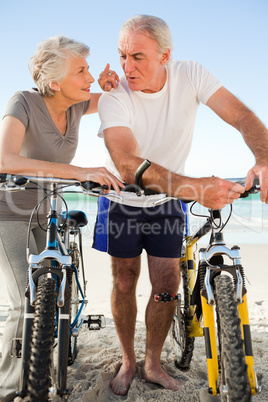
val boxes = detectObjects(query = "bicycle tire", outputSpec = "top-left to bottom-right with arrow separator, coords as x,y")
27,276 -> 56,401
171,261 -> 195,370
214,274 -> 251,402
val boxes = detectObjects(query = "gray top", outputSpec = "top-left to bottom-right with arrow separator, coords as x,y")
0,89 -> 90,222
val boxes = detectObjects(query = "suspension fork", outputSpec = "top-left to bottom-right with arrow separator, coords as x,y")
18,296 -> 35,397
238,292 -> 260,394
199,261 -> 219,396
201,292 -> 219,396
57,281 -> 72,396
201,264 -> 260,396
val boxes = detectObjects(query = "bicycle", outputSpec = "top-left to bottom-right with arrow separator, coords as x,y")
80,158 -> 262,401
125,160 -> 262,401
0,174 -> 108,400
164,179 -> 262,401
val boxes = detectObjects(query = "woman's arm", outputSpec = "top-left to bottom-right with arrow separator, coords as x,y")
85,93 -> 101,114
0,116 -> 123,193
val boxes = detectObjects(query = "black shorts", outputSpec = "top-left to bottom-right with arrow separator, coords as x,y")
93,198 -> 186,258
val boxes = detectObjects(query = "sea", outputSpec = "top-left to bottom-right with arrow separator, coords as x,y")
63,192 -> 268,246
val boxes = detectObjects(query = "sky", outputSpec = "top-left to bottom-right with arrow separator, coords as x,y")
0,0 -> 267,179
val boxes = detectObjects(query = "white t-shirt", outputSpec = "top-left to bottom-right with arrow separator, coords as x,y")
98,59 -> 222,207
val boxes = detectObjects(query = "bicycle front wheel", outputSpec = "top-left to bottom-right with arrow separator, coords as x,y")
214,275 -> 251,402
27,276 -> 56,401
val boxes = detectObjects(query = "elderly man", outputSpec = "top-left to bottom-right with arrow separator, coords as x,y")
94,14 -> 268,396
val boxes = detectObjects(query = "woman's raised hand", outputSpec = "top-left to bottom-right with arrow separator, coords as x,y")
98,63 -> 119,91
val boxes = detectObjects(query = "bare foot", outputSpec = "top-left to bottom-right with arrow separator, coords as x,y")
142,365 -> 183,391
110,362 -> 136,396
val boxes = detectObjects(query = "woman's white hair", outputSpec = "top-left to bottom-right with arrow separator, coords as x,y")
120,14 -> 173,56
28,35 -> 89,97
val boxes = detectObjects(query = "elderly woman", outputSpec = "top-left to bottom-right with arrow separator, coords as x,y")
0,35 -> 121,401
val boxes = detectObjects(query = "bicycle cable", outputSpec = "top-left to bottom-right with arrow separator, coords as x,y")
26,180 -> 49,254
26,182 -> 69,256
189,201 -> 211,219
214,204 -> 233,235
36,188 -> 69,232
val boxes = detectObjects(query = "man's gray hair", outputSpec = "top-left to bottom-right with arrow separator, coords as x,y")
120,14 -> 173,56
28,36 -> 89,97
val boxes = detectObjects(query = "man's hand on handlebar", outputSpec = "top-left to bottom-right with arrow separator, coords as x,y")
192,176 -> 245,209
245,163 -> 268,204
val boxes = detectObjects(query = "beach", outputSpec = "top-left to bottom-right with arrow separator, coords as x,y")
0,244 -> 267,401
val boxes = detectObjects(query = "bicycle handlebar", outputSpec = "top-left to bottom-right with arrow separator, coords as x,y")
0,166 -> 261,202
0,174 -> 107,192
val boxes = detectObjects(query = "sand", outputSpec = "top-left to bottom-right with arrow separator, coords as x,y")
0,244 -> 267,401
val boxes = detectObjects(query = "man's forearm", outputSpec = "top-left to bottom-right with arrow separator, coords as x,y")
237,110 -> 268,165
104,124 -> 245,208
141,161 -> 196,198
119,156 -> 244,208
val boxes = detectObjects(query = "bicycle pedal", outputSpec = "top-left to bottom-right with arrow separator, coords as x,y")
10,338 -> 22,358
85,314 -> 106,330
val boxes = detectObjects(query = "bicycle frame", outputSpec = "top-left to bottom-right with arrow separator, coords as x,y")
182,204 -> 259,396
18,179 -> 88,398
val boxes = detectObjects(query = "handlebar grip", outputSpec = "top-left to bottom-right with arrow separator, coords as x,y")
12,175 -> 28,186
240,178 -> 260,198
253,178 -> 260,187
81,181 -> 109,191
0,174 -> 27,186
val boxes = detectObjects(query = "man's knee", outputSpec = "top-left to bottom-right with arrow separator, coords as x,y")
112,256 -> 141,294
148,256 -> 181,294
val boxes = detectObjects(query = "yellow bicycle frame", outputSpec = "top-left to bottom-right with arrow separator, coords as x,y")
183,236 -> 203,338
